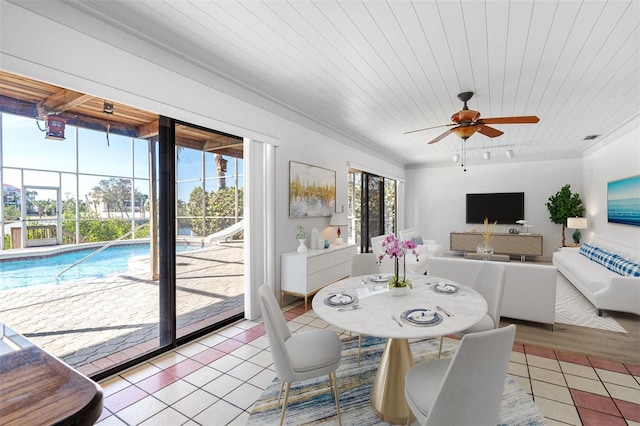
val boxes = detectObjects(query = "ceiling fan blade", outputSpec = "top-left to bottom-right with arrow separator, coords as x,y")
478,116 -> 539,125
427,129 -> 454,144
476,124 -> 504,138
404,123 -> 456,135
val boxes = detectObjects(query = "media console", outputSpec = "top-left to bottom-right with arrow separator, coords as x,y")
450,232 -> 543,261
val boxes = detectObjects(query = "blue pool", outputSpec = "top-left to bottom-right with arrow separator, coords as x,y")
0,244 -> 199,291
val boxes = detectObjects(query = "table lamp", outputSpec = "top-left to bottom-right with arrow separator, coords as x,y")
567,217 -> 587,244
330,212 -> 348,245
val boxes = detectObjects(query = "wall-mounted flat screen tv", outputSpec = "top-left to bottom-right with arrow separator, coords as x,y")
466,192 -> 525,224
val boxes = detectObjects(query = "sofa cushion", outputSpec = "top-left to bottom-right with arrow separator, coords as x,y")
412,236 -> 424,245
608,256 -> 640,277
580,243 -> 640,277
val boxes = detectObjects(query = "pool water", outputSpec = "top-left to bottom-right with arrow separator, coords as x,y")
0,244 -> 198,290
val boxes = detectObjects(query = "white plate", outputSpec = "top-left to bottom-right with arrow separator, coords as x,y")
402,308 -> 439,324
433,282 -> 459,294
325,293 -> 355,306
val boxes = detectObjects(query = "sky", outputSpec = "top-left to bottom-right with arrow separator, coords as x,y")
1,113 -> 243,204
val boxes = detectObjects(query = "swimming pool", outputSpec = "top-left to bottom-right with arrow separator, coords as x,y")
0,244 -> 199,291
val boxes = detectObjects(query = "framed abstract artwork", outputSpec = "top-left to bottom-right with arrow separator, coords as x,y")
607,175 -> 640,226
289,161 -> 336,218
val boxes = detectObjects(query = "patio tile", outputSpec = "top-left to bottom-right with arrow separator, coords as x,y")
191,347 -> 226,365
214,339 -> 244,354
534,397 -> 581,425
596,368 -> 640,388
139,407 -> 189,425
614,398 -> 640,423
589,358 -> 629,374
526,354 -> 561,372
565,374 -> 609,396
193,399 -> 244,426
116,395 -> 167,425
531,380 -> 573,404
560,361 -> 598,380
525,345 -> 556,359
164,358 -> 205,379
556,351 -> 591,366
171,389 -> 219,418
529,366 -> 566,386
152,379 -> 198,405
604,382 -> 640,404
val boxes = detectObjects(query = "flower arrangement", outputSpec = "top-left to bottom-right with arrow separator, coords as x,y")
295,225 -> 306,240
377,234 -> 420,289
481,217 -> 497,246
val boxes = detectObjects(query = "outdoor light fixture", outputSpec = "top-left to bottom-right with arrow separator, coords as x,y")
506,149 -> 515,159
44,115 -> 66,141
103,101 -> 114,114
483,150 -> 491,160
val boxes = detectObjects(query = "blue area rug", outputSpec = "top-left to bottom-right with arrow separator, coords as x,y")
248,335 -> 545,425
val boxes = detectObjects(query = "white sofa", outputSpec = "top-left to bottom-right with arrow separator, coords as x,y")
398,228 -> 445,259
428,257 -> 558,330
552,235 -> 640,316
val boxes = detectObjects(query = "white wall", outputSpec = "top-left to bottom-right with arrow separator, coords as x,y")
406,158 -> 583,260
582,122 -> 640,247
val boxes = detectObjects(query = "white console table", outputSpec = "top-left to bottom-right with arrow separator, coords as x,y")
281,243 -> 357,310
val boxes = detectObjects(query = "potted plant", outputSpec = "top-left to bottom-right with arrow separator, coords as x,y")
377,234 -> 420,295
546,184 -> 585,247
295,225 -> 307,253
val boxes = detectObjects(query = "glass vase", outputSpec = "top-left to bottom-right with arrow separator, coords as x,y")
476,243 -> 494,260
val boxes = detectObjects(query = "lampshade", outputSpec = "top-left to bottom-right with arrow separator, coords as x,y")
330,212 -> 347,226
567,217 -> 587,229
451,126 -> 479,139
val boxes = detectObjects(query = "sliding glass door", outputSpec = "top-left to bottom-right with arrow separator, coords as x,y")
348,169 -> 396,253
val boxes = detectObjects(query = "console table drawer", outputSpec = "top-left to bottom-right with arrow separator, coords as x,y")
281,243 -> 356,310
450,232 -> 543,258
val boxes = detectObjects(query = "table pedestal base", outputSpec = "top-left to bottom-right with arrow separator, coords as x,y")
370,338 -> 416,424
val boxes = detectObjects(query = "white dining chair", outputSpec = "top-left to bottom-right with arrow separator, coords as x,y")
405,324 -> 516,426
258,285 -> 343,426
438,262 -> 506,358
350,253 -> 379,276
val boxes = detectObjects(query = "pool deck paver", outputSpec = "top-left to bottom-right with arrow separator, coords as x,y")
0,241 -> 244,374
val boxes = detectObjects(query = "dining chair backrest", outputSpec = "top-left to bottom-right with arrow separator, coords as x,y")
471,262 -> 507,328
350,253 -> 379,276
426,324 -> 516,425
258,284 -> 294,382
370,235 -> 395,274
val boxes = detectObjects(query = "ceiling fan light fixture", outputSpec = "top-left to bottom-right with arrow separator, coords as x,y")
506,149 -> 515,159
452,153 -> 460,162
483,150 -> 491,160
451,126 -> 479,139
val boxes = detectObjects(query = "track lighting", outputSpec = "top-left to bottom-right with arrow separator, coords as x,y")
506,149 -> 515,159
483,150 -> 491,160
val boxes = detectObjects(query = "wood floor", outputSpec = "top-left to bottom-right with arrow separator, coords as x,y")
502,311 -> 640,365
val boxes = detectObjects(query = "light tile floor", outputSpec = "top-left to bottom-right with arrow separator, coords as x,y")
97,302 -> 640,425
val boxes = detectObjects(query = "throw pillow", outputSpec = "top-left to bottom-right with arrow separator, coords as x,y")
412,236 -> 424,245
607,256 -> 640,277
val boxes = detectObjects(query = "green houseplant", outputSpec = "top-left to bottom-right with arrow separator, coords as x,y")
545,184 -> 585,247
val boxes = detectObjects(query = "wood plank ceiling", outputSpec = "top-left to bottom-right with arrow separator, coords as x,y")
8,0 -> 640,166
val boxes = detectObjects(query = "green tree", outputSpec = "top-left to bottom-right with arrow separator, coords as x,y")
186,186 -> 243,237
546,184 -> 585,247
3,205 -> 20,220
90,178 -> 146,219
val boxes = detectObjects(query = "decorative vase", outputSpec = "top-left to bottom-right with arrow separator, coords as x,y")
297,239 -> 307,253
390,285 -> 409,297
476,243 -> 494,259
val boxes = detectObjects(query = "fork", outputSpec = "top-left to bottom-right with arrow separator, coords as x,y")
391,313 -> 404,327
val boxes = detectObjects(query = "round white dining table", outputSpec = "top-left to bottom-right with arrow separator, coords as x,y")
312,273 -> 488,424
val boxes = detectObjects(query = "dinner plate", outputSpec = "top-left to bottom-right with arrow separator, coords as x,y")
324,293 -> 357,307
432,282 -> 460,294
401,308 -> 440,325
368,274 -> 391,283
